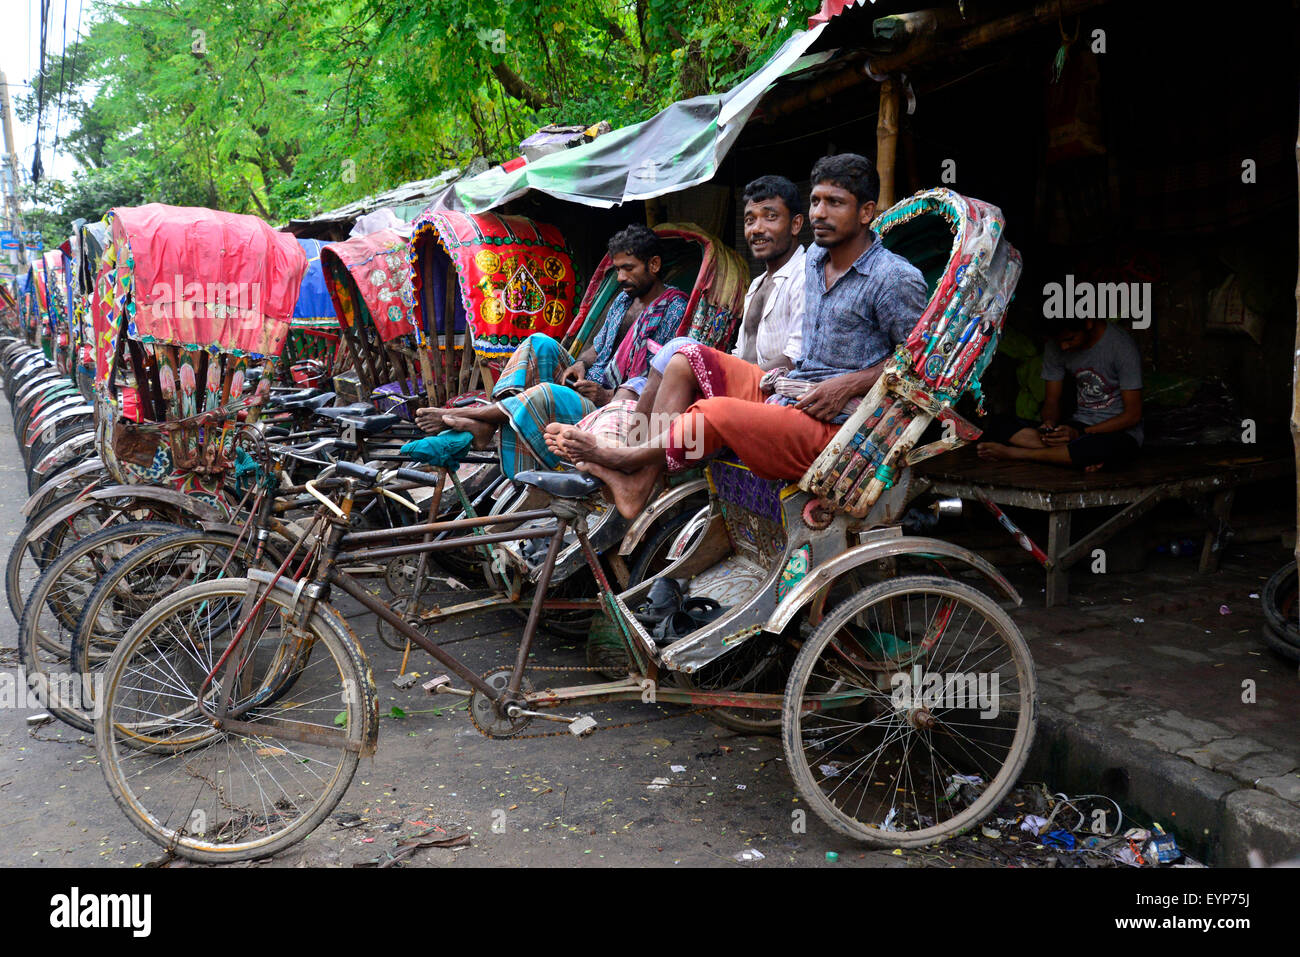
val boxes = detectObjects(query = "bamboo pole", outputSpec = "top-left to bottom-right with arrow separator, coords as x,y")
876,76 -> 901,209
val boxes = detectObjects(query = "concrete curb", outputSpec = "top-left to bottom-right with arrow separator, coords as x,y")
1023,700 -> 1300,865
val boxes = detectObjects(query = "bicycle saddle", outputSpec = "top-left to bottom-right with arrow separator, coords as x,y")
337,412 -> 402,435
512,469 -> 603,499
315,401 -> 377,420
274,391 -> 338,414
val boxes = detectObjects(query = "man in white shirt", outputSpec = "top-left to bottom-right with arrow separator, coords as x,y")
628,176 -> 807,419
733,174 -> 805,370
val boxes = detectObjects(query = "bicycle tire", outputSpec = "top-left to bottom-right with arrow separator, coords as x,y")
95,578 -> 378,864
69,528 -> 283,725
782,575 -> 1036,847
18,522 -> 184,732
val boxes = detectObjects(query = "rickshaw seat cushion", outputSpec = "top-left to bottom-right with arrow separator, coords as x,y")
274,391 -> 337,413
512,469 -> 603,499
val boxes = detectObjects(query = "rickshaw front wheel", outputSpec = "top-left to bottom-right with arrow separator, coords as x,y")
782,575 -> 1036,847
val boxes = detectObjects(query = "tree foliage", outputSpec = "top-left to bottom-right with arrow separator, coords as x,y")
19,0 -> 811,229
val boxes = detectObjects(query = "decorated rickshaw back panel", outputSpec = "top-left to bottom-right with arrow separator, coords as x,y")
565,223 -> 748,359
409,210 -> 576,363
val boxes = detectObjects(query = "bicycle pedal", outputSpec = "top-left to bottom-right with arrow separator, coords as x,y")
423,675 -> 452,695
568,715 -> 597,737
393,673 -> 419,690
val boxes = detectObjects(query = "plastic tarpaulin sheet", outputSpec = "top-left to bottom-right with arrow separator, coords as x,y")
435,25 -> 827,213
109,204 -> 307,357
292,238 -> 337,324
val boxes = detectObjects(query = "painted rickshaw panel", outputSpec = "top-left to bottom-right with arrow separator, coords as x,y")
91,204 -> 308,501
407,209 -> 577,406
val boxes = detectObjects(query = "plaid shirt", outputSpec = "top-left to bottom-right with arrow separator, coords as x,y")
785,235 -> 928,390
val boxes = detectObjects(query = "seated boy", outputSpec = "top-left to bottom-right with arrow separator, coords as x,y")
977,316 -> 1143,471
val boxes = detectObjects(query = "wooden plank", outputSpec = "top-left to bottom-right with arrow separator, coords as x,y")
1056,486 -> 1166,569
1199,488 -> 1236,573
1045,510 -> 1071,607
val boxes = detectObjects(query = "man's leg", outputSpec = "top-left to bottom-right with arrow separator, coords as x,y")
560,345 -> 767,460
494,383 -> 595,477
577,398 -> 839,518
491,333 -> 570,397
633,336 -> 696,418
416,333 -> 569,434
442,405 -> 508,450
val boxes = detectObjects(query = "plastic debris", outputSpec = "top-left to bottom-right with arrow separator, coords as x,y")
825,851 -> 839,862
820,762 -> 844,778
647,777 -> 670,791
670,765 -> 685,773
981,826 -> 1001,839
880,807 -> 902,832
734,849 -> 765,862
1021,814 -> 1049,835
1145,824 -> 1181,864
1114,844 -> 1143,867
1219,604 -> 1232,615
1043,830 -> 1076,849
1132,617 -> 1145,624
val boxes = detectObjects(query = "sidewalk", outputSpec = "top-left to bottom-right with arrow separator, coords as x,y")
1000,540 -> 1300,865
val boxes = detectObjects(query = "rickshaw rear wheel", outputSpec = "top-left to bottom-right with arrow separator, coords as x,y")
782,575 -> 1036,847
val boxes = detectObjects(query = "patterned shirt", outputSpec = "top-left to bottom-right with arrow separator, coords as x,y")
589,287 -> 689,388
785,235 -> 928,389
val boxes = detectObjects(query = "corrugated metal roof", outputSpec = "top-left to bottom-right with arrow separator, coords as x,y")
283,170 -> 464,235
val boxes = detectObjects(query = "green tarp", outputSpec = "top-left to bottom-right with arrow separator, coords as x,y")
436,26 -> 831,213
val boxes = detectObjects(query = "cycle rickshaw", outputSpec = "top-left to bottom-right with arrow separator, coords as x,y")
6,205 -> 307,623
93,187 -> 1035,862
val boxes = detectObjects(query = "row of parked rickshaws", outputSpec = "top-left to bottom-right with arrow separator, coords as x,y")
1,188 -> 1037,862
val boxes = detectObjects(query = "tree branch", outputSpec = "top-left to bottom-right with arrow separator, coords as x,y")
491,62 -> 551,109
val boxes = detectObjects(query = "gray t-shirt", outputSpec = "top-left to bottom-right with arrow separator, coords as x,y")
1042,323 -> 1143,444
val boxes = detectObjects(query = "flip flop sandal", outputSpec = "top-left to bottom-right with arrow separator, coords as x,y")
634,577 -> 685,626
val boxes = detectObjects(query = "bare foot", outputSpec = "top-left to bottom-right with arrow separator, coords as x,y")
542,423 -> 571,462
577,461 -> 660,519
548,423 -> 620,465
443,414 -> 495,450
415,406 -> 448,433
977,441 -> 1020,461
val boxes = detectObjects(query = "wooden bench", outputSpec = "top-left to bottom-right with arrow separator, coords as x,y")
912,444 -> 1292,606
